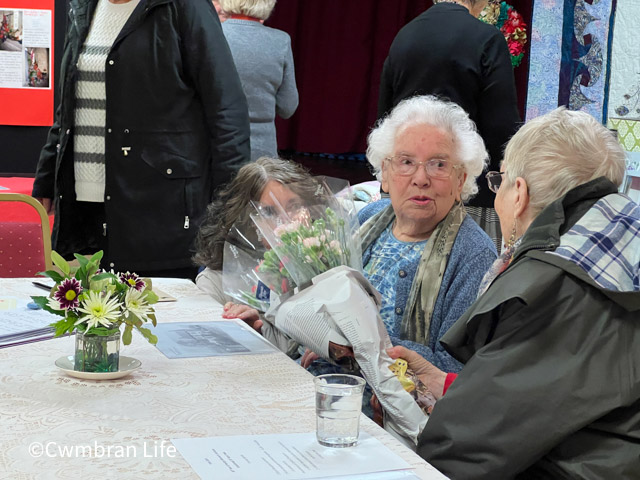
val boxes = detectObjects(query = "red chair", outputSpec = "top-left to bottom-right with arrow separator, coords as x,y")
0,193 -> 53,277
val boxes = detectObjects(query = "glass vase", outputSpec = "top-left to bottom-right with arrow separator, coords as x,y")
74,330 -> 121,372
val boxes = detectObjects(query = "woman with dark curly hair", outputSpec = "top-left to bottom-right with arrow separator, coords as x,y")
194,156 -> 318,357
193,156 -> 316,302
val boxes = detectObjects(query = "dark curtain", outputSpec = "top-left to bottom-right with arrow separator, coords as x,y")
267,0 -> 533,155
268,0 -> 430,154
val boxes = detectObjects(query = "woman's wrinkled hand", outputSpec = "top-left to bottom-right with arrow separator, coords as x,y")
222,302 -> 263,332
387,345 -> 447,400
300,348 -> 319,369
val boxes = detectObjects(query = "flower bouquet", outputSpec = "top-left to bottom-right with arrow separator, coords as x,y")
479,0 -> 527,67
32,250 -> 158,372
221,176 -> 361,311
251,179 -> 429,444
245,177 -> 366,365
249,176 -> 363,289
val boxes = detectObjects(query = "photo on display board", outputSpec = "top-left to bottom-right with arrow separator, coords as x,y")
23,46 -> 49,88
0,10 -> 22,51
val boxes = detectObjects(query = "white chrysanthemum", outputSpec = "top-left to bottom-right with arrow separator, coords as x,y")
75,290 -> 121,330
47,297 -> 63,311
122,288 -> 153,322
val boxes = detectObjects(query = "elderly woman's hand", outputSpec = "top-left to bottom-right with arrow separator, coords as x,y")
300,348 -> 319,369
387,346 -> 447,400
222,302 -> 263,332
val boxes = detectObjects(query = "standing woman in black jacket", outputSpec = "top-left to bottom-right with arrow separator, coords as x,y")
378,0 -> 521,251
32,0 -> 250,278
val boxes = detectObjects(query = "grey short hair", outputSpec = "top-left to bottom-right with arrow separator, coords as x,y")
503,107 -> 626,216
219,0 -> 277,20
366,95 -> 488,202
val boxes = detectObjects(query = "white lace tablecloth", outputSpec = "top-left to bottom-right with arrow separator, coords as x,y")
0,278 -> 446,479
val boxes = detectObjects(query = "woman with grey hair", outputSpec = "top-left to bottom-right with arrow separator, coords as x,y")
303,95 -> 498,374
220,0 -> 298,160
194,156 -> 316,303
194,157 -> 317,357
385,107 -> 640,478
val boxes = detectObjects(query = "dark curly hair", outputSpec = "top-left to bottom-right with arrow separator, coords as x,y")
193,157 -> 317,270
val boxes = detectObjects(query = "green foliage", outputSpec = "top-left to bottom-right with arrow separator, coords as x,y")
37,269 -> 65,284
122,324 -> 133,345
51,316 -> 76,337
241,206 -> 357,305
31,295 -> 63,315
145,289 -> 159,304
86,325 -> 119,337
137,327 -> 158,345
51,251 -> 70,275
35,249 -> 159,348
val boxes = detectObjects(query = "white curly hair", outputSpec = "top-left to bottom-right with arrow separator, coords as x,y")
367,95 -> 488,202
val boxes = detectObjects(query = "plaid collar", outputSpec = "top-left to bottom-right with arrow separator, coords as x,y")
512,177 -> 619,265
550,193 -> 640,292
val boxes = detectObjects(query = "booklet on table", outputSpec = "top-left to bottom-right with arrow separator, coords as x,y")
0,297 -> 55,348
153,321 -> 279,358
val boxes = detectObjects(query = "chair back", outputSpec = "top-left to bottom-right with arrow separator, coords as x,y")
0,193 -> 53,277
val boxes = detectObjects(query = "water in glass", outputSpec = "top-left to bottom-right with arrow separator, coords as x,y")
314,374 -> 365,448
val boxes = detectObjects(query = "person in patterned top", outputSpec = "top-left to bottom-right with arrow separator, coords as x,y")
302,95 -> 497,376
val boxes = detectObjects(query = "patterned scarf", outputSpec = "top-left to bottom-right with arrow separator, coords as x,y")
359,201 -> 467,345
477,237 -> 522,297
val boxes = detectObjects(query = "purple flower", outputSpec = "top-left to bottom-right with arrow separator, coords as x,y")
53,278 -> 82,310
120,272 -> 145,291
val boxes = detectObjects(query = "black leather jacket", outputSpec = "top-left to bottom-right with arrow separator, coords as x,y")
33,0 -> 250,271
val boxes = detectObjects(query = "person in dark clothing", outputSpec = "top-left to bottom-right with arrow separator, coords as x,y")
378,0 -> 521,250
32,0 -> 250,278
382,108 -> 640,479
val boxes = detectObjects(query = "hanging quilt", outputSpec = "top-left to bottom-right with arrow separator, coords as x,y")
526,0 -> 616,123
609,118 -> 640,152
606,0 -> 640,121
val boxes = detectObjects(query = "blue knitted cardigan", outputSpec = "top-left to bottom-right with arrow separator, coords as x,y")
359,199 -> 497,372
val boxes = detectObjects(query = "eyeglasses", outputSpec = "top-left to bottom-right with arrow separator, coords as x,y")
485,171 -> 505,193
385,155 -> 462,179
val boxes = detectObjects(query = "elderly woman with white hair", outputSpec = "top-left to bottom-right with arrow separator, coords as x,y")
303,95 -> 497,375
384,107 -> 640,478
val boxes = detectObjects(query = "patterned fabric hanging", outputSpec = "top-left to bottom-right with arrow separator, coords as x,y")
525,0 -> 616,123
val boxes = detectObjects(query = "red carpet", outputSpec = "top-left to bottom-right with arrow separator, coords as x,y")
0,177 -> 55,229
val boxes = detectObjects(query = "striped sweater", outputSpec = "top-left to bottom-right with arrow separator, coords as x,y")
73,0 -> 139,202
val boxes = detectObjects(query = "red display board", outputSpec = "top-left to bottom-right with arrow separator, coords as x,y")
0,0 -> 54,126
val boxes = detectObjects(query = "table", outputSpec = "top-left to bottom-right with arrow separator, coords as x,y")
0,278 -> 447,479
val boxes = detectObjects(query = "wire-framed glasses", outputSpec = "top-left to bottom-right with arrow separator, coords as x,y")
385,155 -> 463,178
485,171 -> 505,193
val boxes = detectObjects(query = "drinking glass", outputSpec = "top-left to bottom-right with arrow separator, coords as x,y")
314,374 -> 366,448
